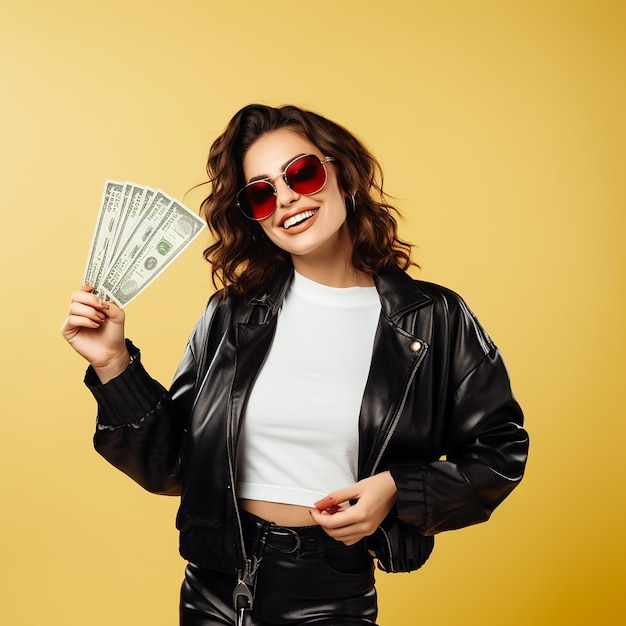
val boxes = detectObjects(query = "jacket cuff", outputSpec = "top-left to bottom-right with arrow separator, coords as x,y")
387,463 -> 429,528
84,340 -> 166,427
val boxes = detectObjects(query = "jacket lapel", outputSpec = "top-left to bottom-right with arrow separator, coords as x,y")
228,268 -> 294,455
358,269 -> 434,476
228,320 -> 277,460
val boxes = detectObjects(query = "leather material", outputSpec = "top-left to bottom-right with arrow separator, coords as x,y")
180,511 -> 377,625
90,266 -> 529,576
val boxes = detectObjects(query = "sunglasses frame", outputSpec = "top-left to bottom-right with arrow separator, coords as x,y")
236,154 -> 335,221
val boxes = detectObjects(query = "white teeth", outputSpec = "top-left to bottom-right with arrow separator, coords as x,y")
283,210 -> 316,229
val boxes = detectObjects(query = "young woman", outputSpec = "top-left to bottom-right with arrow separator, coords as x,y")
61,104 -> 529,626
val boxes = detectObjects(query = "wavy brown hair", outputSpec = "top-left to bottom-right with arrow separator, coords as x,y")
201,104 -> 414,295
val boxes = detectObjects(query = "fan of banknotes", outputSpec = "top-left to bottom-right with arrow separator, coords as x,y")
83,180 -> 206,307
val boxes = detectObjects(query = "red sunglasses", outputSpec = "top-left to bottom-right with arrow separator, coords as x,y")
236,154 -> 335,221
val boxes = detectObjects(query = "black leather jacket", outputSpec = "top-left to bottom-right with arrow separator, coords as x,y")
87,267 -> 528,574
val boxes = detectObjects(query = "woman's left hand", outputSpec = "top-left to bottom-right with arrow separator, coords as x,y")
309,471 -> 398,545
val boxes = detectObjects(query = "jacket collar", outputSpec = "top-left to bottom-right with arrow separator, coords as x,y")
247,265 -> 433,321
246,266 -> 294,318
373,266 -> 433,321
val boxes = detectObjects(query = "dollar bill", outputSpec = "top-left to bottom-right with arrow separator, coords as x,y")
99,189 -> 175,294
104,182 -> 148,271
100,200 -> 206,306
85,180 -> 205,306
83,180 -> 125,287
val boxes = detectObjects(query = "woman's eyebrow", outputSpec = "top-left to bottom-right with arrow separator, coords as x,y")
247,153 -> 307,183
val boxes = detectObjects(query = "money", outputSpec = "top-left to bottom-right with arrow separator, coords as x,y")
83,180 -> 205,307
83,181 -> 125,288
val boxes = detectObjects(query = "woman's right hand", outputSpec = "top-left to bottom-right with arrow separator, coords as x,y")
61,284 -> 130,383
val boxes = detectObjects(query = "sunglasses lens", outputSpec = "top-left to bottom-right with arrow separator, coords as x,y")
238,181 -> 276,220
236,155 -> 329,220
285,155 -> 326,195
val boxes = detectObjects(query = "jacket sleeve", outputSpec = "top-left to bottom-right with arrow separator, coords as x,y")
388,295 -> 529,535
86,296 -> 221,495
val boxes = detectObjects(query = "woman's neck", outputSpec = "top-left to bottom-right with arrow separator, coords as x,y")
289,223 -> 374,288
291,255 -> 374,288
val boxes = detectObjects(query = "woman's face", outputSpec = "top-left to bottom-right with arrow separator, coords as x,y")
241,128 -> 350,265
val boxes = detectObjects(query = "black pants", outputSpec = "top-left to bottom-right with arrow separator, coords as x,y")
180,511 -> 378,625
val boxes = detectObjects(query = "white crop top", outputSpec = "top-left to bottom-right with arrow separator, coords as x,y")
237,271 -> 381,506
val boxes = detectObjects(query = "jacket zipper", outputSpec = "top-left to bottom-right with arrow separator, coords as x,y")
369,340 -> 429,477
368,339 -> 429,573
227,372 -> 263,618
377,526 -> 396,573
227,306 -> 273,616
226,373 -> 254,609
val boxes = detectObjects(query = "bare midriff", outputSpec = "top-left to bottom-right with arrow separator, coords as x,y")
240,499 -> 316,527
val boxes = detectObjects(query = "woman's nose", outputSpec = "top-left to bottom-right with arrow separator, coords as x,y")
274,177 -> 300,208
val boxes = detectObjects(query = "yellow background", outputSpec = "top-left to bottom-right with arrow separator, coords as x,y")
1,1 -> 624,624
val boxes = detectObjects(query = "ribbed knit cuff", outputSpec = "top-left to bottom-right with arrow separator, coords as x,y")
84,340 -> 167,427
387,463 -> 429,527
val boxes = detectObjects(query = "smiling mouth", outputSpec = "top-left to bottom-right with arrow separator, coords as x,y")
282,209 -> 318,230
